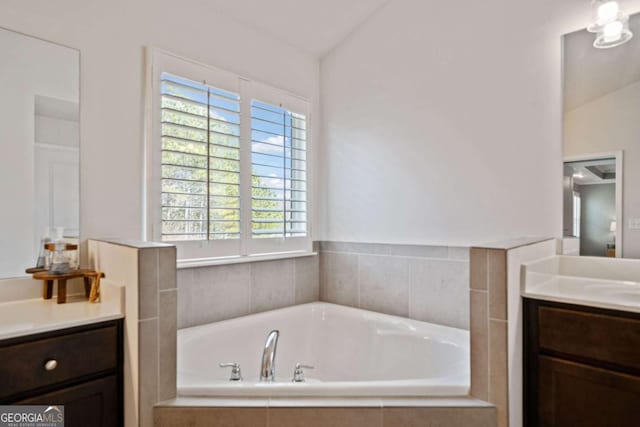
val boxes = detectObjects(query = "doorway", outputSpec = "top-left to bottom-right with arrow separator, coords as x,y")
563,153 -> 622,257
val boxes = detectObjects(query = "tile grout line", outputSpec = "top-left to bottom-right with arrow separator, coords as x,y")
291,259 -> 297,305
155,249 -> 161,404
356,254 -> 361,308
249,262 -> 255,313
485,250 -> 492,402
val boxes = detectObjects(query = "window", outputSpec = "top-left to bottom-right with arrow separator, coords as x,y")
148,50 -> 311,261
160,73 -> 241,241
250,100 -> 307,239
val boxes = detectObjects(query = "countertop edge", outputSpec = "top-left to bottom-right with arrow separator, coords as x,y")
522,290 -> 640,315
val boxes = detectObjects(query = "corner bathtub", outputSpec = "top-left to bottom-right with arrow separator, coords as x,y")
177,302 -> 469,397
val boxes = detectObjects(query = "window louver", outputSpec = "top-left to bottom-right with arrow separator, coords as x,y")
160,73 -> 241,241
250,100 -> 307,238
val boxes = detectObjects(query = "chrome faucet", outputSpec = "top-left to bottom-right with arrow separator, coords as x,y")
260,330 -> 279,382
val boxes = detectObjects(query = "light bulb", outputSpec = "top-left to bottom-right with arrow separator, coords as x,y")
597,1 -> 620,24
603,20 -> 624,41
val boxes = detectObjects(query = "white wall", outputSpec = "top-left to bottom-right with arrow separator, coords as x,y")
0,28 -> 78,277
319,0 -> 640,247
0,0 -> 319,248
565,80 -> 640,258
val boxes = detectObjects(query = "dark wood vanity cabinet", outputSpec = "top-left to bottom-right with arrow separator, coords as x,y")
524,298 -> 640,427
0,319 -> 123,427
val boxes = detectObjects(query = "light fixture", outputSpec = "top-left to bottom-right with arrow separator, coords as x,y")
587,0 -> 634,48
594,14 -> 633,47
588,1 -> 621,32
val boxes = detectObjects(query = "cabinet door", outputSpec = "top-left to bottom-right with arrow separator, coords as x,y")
538,356 -> 640,427
17,375 -> 120,427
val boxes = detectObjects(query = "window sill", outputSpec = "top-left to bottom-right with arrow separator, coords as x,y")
176,251 -> 318,269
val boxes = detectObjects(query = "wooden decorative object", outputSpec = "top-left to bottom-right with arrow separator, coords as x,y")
30,269 -> 105,304
85,271 -> 104,303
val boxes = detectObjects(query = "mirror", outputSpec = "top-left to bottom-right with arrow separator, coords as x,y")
0,28 -> 80,278
562,11 -> 640,259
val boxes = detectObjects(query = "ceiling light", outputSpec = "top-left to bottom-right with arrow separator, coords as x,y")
594,14 -> 633,48
588,1 -> 622,32
587,0 -> 634,48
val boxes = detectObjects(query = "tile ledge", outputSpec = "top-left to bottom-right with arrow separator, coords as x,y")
91,238 -> 175,249
155,396 -> 494,409
473,237 -> 555,251
177,251 -> 317,269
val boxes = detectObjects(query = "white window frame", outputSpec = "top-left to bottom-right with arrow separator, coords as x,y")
572,191 -> 581,238
145,48 -> 312,262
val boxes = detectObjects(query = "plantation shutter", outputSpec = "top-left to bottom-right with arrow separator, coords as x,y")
250,100 -> 308,239
160,73 -> 241,241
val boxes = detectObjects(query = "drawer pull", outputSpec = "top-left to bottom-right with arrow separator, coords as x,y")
44,359 -> 58,371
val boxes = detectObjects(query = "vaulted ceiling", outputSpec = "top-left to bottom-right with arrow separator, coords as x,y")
563,11 -> 640,111
205,0 -> 389,57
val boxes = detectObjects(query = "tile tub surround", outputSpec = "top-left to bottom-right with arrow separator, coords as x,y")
89,239 -> 177,427
469,238 -> 556,427
154,398 -> 497,427
177,255 -> 319,329
319,241 -> 470,330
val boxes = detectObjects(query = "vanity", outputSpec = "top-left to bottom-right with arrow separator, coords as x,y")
523,255 -> 640,426
0,285 -> 124,427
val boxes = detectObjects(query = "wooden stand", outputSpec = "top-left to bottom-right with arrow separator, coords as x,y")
31,269 -> 105,304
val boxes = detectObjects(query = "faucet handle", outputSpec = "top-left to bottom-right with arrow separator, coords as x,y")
219,362 -> 243,381
292,362 -> 314,382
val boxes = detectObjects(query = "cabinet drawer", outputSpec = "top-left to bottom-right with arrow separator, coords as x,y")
0,325 -> 118,399
538,306 -> 640,371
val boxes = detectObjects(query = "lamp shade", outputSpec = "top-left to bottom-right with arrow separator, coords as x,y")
610,221 -> 617,232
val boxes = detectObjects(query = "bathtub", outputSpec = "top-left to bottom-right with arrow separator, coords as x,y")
177,302 -> 469,397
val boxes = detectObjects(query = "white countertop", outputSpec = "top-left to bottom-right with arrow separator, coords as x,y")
0,285 -> 124,340
523,275 -> 640,314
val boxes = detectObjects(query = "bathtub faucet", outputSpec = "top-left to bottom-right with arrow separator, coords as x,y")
260,330 -> 279,382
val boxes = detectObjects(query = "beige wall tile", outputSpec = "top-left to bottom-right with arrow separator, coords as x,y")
319,241 -> 390,254
294,255 -> 320,304
386,245 -> 448,258
383,407 -> 496,427
488,250 -> 507,320
251,259 -> 295,312
448,246 -> 470,260
176,268 -> 193,329
470,289 -> 489,401
139,319 -> 158,427
319,252 -> 359,307
159,290 -> 177,401
268,408 -> 381,427
470,248 -> 488,290
489,320 -> 508,427
359,255 -> 409,317
408,258 -> 469,329
154,407 -> 267,427
158,246 -> 177,290
138,248 -> 158,320
185,264 -> 252,327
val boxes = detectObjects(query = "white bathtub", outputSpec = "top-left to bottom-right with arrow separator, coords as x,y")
177,302 -> 470,397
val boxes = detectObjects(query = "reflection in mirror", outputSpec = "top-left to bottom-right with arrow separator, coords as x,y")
0,28 -> 79,278
562,11 -> 640,259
